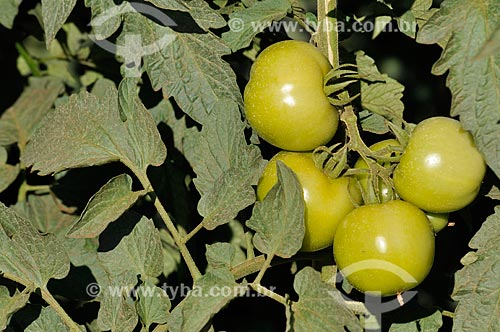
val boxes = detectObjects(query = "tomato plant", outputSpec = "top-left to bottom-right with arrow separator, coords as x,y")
393,117 -> 486,213
354,138 -> 400,203
257,151 -> 361,252
0,0 -> 498,331
244,40 -> 339,151
333,200 -> 435,296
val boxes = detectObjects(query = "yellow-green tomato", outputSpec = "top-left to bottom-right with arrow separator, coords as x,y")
354,139 -> 400,202
426,212 -> 449,233
257,151 -> 361,252
333,200 -> 435,296
393,117 -> 486,213
244,40 -> 339,151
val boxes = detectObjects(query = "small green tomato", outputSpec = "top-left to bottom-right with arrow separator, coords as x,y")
333,200 -> 435,296
244,40 -> 339,151
257,151 -> 361,252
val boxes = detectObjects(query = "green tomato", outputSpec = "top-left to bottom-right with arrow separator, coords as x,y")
394,117 -> 486,213
426,212 -> 449,233
257,151 -> 361,252
354,139 -> 400,203
244,40 -> 339,151
333,200 -> 435,296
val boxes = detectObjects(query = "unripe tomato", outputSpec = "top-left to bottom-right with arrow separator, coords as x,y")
257,151 -> 361,252
244,40 -> 339,151
354,139 -> 400,202
426,212 -> 449,233
393,117 -> 486,213
333,200 -> 435,296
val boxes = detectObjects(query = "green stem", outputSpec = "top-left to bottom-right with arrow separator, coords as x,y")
342,107 -> 401,163
134,170 -> 202,280
16,181 -> 51,202
245,232 -> 255,260
317,0 -> 339,68
41,287 -> 82,332
442,310 -> 455,318
2,272 -> 32,290
3,273 -> 80,331
231,249 -> 333,280
248,283 -> 286,305
253,253 -> 274,285
18,183 -> 51,202
231,255 -> 266,280
181,221 -> 205,244
15,43 -> 41,77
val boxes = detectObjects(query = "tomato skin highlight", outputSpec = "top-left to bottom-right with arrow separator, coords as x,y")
257,151 -> 361,252
333,200 -> 435,296
244,40 -> 339,151
393,117 -> 486,213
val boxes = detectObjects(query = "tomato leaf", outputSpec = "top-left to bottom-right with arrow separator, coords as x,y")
486,186 -> 500,200
291,267 -> 362,332
146,0 -> 226,31
246,161 -> 305,259
0,202 -> 70,288
476,26 -> 500,60
26,307 -> 79,332
0,147 -> 19,194
0,77 -> 64,149
22,78 -> 167,175
67,174 -> 146,238
373,16 -> 392,39
41,0 -> 77,48
452,207 -> 500,332
149,99 -> 198,153
136,280 -> 171,329
96,271 -> 138,332
358,110 -> 390,135
221,0 -> 291,51
167,268 -> 242,332
206,243 -> 236,271
206,242 -> 245,271
13,194 -> 75,235
120,12 -> 242,125
356,51 -> 405,134
98,216 -> 163,280
416,0 -> 500,178
159,229 -> 181,278
0,0 -> 21,29
397,0 -> 438,39
0,286 -> 31,330
389,310 -> 443,331
184,102 -> 265,230
84,0 -> 124,40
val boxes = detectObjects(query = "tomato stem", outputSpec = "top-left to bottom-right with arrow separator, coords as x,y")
231,255 -> 266,280
133,168 -> 202,281
181,221 -> 205,244
41,287 -> 83,332
248,283 -> 287,305
245,231 -> 256,259
253,253 -> 274,285
3,272 -> 82,332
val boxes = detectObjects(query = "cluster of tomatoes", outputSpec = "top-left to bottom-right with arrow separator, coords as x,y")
244,40 -> 487,297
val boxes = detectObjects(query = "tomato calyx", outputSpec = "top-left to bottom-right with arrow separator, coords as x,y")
312,106 -> 408,204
